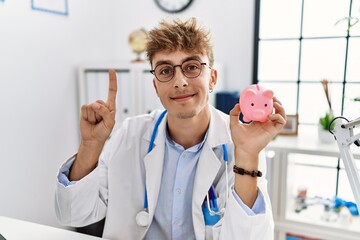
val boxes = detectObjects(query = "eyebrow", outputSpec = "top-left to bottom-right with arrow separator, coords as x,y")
153,55 -> 203,68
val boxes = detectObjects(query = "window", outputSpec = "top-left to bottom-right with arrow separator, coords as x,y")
254,0 -> 360,124
255,0 -> 360,203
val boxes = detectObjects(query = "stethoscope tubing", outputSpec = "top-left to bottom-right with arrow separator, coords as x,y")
143,109 -> 168,210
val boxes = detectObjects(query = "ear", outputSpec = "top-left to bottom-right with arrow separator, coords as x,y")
208,69 -> 218,91
263,90 -> 274,99
243,89 -> 257,98
153,79 -> 159,96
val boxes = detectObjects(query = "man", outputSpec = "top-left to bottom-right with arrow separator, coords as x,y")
55,18 -> 286,240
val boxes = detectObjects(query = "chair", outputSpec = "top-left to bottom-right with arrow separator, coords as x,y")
76,218 -> 105,237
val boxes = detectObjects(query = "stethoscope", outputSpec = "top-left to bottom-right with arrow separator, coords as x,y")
135,110 -> 229,227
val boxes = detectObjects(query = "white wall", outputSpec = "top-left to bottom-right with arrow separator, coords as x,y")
112,0 -> 255,90
0,0 -> 254,228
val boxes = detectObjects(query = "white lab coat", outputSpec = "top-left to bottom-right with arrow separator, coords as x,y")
55,105 -> 274,240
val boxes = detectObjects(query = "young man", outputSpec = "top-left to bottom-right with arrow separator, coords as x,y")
55,18 -> 286,240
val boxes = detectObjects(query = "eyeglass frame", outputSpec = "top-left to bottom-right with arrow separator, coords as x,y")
150,59 -> 211,83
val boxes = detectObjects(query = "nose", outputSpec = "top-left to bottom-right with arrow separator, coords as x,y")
172,66 -> 188,88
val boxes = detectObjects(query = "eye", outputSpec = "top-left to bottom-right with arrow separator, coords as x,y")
158,66 -> 172,76
185,63 -> 200,72
251,103 -> 254,106
265,104 -> 268,107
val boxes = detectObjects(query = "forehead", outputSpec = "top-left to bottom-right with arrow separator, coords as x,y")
152,50 -> 207,66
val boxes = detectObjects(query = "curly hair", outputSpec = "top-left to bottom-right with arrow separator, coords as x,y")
146,18 -> 214,67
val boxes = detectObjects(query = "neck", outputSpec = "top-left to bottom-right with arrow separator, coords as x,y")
167,106 -> 211,149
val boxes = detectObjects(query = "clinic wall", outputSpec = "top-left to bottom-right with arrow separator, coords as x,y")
0,0 -> 254,228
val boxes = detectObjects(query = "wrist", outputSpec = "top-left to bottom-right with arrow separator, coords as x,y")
78,141 -> 104,165
70,141 -> 105,181
234,147 -> 259,169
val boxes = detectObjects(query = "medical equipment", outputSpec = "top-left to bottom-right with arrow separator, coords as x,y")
135,110 -> 229,227
332,116 -> 360,211
205,144 -> 229,217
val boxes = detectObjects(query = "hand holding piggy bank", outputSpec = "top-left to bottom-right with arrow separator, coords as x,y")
240,84 -> 274,122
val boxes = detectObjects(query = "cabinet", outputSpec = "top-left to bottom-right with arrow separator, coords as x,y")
266,125 -> 360,240
78,61 -> 163,124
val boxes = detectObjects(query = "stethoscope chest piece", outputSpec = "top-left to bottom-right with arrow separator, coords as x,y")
136,210 -> 150,227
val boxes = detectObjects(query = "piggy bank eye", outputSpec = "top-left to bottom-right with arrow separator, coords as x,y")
251,103 -> 254,106
265,104 -> 268,107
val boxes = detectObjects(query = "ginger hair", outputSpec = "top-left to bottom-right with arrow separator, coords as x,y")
146,18 -> 214,67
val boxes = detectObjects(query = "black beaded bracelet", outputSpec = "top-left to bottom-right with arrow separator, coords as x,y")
233,165 -> 262,177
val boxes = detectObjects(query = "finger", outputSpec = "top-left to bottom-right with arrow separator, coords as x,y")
81,105 -> 89,121
268,113 -> 287,126
81,104 -> 97,124
92,103 -> 103,122
273,99 -> 286,119
96,99 -> 107,107
107,69 -> 118,111
229,103 -> 241,127
273,96 -> 282,106
91,103 -> 115,131
87,104 -> 98,124
96,100 -> 108,120
269,98 -> 287,128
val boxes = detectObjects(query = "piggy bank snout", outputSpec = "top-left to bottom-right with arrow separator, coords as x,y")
252,109 -> 266,120
249,106 -> 272,122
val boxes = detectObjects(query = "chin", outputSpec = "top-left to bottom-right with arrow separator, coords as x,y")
174,109 -> 197,119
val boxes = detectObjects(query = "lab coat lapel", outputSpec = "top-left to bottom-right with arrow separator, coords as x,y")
192,105 -> 233,239
143,112 -> 167,227
192,143 -> 222,240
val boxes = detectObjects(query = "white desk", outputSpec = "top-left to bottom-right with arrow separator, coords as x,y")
266,125 -> 360,240
0,216 -> 105,240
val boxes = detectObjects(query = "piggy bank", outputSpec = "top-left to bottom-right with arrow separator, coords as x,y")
240,84 -> 274,122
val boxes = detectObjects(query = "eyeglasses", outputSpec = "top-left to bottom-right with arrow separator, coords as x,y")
150,59 -> 211,82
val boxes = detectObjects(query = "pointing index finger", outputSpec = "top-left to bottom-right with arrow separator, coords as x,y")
107,69 -> 117,111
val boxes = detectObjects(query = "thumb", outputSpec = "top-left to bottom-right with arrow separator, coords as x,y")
229,103 -> 241,127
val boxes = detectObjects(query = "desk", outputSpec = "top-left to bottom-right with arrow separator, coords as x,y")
266,125 -> 360,240
0,216 -> 104,240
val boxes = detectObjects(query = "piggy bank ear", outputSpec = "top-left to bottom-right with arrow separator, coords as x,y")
243,89 -> 257,99
262,90 -> 274,99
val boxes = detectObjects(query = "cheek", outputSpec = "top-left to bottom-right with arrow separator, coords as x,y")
152,80 -> 159,95
155,84 -> 171,101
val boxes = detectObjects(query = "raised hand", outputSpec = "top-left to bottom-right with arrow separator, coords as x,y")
80,69 -> 118,144
229,97 -> 286,167
230,97 -> 286,207
70,69 -> 118,181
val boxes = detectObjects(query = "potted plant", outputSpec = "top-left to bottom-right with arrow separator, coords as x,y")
319,111 -> 334,131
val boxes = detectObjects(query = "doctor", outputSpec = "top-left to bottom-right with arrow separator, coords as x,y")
55,18 -> 286,240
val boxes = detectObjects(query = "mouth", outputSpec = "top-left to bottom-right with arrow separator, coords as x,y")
170,93 -> 196,102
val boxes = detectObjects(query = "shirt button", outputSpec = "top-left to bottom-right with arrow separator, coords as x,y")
176,188 -> 182,194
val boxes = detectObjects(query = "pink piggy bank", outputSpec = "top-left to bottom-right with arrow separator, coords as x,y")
240,84 -> 274,122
